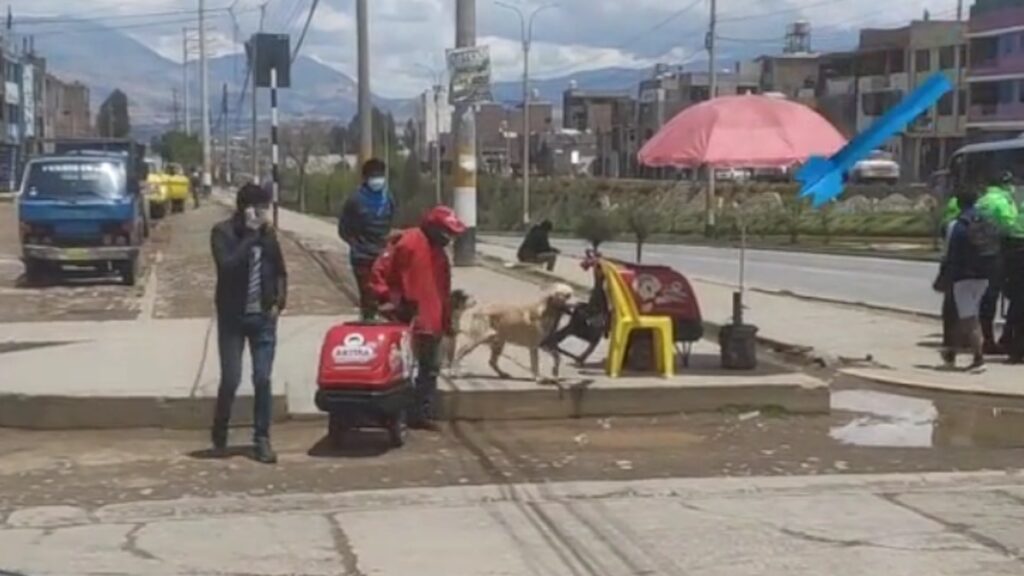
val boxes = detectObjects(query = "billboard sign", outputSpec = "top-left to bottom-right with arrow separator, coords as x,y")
447,46 -> 491,105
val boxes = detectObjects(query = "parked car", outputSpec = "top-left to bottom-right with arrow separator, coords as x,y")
851,150 -> 900,184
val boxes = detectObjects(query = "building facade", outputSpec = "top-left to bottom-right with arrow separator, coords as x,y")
817,20 -> 966,181
637,62 -> 760,144
414,86 -> 452,167
44,74 -> 91,139
562,89 -> 638,177
967,0 -> 1024,141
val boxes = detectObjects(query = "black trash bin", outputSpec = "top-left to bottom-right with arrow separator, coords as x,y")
720,323 -> 758,370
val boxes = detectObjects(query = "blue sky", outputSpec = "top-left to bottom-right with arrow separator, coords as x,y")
13,0 -> 969,97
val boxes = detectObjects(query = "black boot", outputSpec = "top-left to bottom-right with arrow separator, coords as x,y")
253,438 -> 278,464
210,427 -> 228,458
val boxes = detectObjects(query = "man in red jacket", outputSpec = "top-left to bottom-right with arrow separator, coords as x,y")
370,205 -> 466,430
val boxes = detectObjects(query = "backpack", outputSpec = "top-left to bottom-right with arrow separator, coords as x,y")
962,212 -> 1001,258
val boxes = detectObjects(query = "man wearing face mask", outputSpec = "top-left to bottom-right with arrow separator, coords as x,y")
339,159 -> 395,319
369,206 -> 467,430
209,183 -> 288,464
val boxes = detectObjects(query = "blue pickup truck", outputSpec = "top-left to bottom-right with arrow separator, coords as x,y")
17,146 -> 149,286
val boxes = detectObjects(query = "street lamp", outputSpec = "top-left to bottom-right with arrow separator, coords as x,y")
495,1 -> 558,227
416,63 -> 446,205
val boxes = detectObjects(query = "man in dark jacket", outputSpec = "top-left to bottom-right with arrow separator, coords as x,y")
210,183 -> 288,464
517,220 -> 560,271
339,158 -> 395,318
943,188 -> 998,372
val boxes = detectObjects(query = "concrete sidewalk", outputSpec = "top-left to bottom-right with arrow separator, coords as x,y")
477,241 -> 1024,400
270,206 -> 827,418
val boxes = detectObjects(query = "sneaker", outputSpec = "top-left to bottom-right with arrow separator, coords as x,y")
967,356 -> 987,374
253,438 -> 278,464
210,429 -> 228,458
940,350 -> 956,369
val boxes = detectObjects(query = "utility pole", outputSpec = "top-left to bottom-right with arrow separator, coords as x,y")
251,3 -> 266,181
222,83 -> 230,185
172,88 -> 180,131
183,28 -> 191,136
199,0 -> 212,194
955,0 -> 965,135
705,0 -> 718,237
434,84 -> 442,204
357,0 -> 372,164
497,2 -> 557,226
453,0 -> 477,266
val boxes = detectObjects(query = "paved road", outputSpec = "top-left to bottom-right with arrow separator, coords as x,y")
485,236 -> 941,314
4,472 -> 1024,575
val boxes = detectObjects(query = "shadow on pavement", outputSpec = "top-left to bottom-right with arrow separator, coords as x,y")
306,434 -> 392,459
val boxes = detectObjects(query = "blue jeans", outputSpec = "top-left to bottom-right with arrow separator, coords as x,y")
213,313 -> 278,442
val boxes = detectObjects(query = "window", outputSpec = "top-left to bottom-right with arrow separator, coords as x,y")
938,92 -> 954,116
1002,34 -> 1016,56
1000,81 -> 1015,104
916,49 -> 932,72
862,90 -> 903,116
1018,81 -> 1024,104
939,46 -> 956,70
959,89 -> 967,116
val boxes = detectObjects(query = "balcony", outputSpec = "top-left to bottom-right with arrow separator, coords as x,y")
970,53 -> 1024,79
969,102 -> 1024,124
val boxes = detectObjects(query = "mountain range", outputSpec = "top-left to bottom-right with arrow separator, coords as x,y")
30,17 -> 859,135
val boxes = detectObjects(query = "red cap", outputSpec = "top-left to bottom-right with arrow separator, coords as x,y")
423,205 -> 467,235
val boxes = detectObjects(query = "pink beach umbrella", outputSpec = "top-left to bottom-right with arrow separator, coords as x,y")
638,95 -> 846,168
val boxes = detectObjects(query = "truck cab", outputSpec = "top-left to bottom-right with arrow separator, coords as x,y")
17,152 -> 147,285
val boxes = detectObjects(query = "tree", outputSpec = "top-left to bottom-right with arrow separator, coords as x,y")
576,209 -> 617,250
153,131 -> 201,166
624,197 -> 656,262
97,89 -> 131,138
281,120 -> 331,213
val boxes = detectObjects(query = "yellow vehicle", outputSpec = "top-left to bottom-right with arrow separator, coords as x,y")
164,163 -> 191,213
144,158 -> 171,220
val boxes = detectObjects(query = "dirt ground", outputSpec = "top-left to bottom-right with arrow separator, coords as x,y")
0,202 -> 356,323
2,409 -> 1023,514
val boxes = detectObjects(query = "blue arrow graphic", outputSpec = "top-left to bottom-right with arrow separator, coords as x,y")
797,73 -> 953,208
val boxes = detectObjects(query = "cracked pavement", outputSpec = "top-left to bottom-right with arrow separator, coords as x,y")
3,473 -> 1024,575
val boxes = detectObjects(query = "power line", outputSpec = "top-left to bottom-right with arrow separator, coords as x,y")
15,4 -> 238,26
718,0 -> 856,23
292,0 -> 321,63
537,0 -> 705,79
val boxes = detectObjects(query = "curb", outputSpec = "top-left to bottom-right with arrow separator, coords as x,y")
478,241 -> 939,320
839,367 -> 1024,403
481,231 -> 940,263
0,394 -> 289,430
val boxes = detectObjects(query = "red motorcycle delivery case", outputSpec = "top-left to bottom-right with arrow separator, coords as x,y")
317,322 -> 416,391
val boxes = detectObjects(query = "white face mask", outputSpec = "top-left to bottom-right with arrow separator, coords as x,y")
367,177 -> 387,192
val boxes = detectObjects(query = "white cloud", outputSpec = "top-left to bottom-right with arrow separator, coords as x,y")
8,0 -> 973,99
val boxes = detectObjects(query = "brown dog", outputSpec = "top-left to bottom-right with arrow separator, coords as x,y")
441,289 -> 477,369
453,283 -> 574,382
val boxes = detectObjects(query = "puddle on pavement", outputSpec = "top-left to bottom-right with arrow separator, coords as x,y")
831,376 -> 1024,449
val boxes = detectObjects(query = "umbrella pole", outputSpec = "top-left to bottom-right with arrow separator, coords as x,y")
705,166 -> 717,237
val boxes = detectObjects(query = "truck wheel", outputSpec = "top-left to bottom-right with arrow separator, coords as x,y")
119,258 -> 139,287
328,413 -> 350,449
171,200 -> 184,214
387,412 -> 408,448
23,259 -> 50,285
